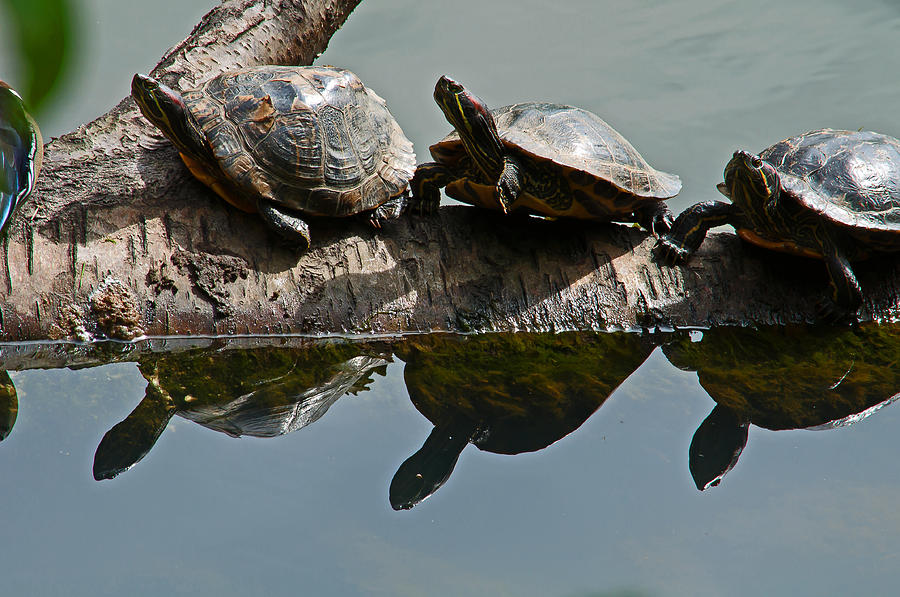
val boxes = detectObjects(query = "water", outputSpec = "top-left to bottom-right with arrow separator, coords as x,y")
4,0 -> 900,595
318,0 -> 900,215
4,328 -> 900,595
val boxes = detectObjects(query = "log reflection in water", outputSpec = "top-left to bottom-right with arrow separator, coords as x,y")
0,325 -> 898,503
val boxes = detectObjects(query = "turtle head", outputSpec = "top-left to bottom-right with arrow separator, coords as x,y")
388,420 -> 471,510
724,150 -> 781,211
131,74 -> 210,161
433,76 -> 504,175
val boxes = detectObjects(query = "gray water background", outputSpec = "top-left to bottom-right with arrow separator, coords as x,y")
2,0 -> 900,595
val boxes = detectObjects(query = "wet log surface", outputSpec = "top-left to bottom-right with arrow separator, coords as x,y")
4,0 -> 900,343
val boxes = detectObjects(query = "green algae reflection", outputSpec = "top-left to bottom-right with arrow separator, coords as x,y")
93,341 -> 391,480
663,324 -> 900,490
390,332 -> 655,509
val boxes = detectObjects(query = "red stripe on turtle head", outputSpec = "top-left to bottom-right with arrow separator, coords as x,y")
432,76 -> 504,173
131,73 -> 217,169
434,76 -> 494,131
131,74 -> 188,128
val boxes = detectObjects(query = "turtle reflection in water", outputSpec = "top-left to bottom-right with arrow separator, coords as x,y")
663,325 -> 900,490
93,341 -> 390,480
0,371 -> 17,442
390,332 -> 654,510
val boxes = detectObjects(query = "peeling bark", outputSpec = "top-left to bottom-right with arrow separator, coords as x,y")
3,0 -> 900,342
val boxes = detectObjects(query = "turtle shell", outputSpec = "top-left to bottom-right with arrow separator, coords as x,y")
760,129 -> 900,234
183,66 -> 415,217
430,102 -> 681,201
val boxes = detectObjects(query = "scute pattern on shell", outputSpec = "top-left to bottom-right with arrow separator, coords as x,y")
761,129 -> 900,233
185,66 -> 415,217
431,102 -> 681,200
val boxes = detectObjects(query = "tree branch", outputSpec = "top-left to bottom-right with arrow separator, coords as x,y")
3,0 -> 898,342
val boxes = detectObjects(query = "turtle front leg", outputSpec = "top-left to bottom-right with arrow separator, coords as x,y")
411,162 -> 454,215
258,201 -> 311,250
818,241 -> 862,323
654,200 -> 736,265
367,192 -> 408,228
495,155 -> 523,214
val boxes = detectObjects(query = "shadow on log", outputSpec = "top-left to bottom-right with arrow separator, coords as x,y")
3,0 -> 900,342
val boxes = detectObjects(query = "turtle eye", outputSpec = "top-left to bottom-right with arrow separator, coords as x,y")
440,77 -> 463,94
751,156 -> 763,169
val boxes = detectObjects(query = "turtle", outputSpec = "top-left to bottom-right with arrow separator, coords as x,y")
654,129 -> 900,321
410,76 -> 681,234
0,80 -> 42,235
131,66 -> 416,249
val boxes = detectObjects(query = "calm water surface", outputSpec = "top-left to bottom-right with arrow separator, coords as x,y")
3,0 -> 900,595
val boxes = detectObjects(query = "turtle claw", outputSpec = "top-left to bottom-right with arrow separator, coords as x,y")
370,193 -> 407,225
494,187 -> 512,214
258,201 -> 311,250
652,211 -> 674,237
408,184 -> 441,217
637,203 -> 674,237
653,235 -> 693,265
410,163 -> 448,217
651,201 -> 734,265
408,192 -> 440,217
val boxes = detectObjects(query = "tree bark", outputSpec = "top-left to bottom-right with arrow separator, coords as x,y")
4,0 -> 900,342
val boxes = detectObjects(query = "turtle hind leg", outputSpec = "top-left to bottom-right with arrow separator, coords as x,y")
818,242 -> 862,323
654,200 -> 736,265
366,192 -> 408,229
258,201 -> 311,250
411,162 -> 454,215
633,202 -> 675,236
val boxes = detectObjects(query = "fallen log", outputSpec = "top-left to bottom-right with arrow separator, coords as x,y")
4,0 -> 900,342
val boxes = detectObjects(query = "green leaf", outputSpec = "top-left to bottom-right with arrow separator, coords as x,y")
3,0 -> 74,113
